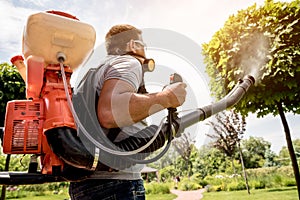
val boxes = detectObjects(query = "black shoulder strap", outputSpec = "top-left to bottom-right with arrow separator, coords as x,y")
97,57 -> 148,142
106,75 -> 148,142
107,128 -> 121,142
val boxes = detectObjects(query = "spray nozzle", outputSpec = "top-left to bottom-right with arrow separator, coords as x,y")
244,75 -> 255,85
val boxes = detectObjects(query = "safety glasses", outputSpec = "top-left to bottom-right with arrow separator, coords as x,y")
133,40 -> 147,49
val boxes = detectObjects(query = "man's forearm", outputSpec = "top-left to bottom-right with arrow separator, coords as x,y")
111,92 -> 168,128
97,79 -> 186,129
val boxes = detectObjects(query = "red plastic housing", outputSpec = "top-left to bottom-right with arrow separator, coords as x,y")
3,100 -> 44,154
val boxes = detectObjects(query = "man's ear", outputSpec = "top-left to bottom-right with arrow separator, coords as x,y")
128,39 -> 137,53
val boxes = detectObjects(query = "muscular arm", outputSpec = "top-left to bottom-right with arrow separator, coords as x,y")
97,78 -> 186,129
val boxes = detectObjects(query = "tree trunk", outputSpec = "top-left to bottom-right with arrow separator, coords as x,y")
238,142 -> 250,195
276,102 -> 300,200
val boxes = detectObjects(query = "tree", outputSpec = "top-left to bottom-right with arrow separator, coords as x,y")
172,132 -> 196,177
240,136 -> 273,168
264,148 -> 279,167
202,1 -> 300,198
0,62 -> 26,126
279,139 -> 300,166
147,143 -> 180,172
206,110 -> 250,194
194,145 -> 228,178
206,110 -> 245,174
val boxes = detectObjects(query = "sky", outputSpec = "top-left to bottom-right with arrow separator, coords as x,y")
0,0 -> 299,154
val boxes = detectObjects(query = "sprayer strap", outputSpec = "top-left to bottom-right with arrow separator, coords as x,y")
91,147 -> 100,171
107,128 -> 121,142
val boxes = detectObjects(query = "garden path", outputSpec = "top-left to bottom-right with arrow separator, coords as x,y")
170,188 -> 205,200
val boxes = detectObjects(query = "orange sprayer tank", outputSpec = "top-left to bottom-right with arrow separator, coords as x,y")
22,11 -> 96,69
3,11 -> 96,175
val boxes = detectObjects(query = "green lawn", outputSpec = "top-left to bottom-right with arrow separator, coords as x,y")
5,193 -> 69,200
202,187 -> 298,200
146,193 -> 177,200
5,187 -> 298,200
4,191 -> 69,200
5,191 -> 177,200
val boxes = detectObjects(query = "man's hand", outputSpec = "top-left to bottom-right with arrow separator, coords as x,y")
161,82 -> 187,108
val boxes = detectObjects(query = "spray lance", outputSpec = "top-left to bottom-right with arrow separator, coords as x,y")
177,75 -> 255,134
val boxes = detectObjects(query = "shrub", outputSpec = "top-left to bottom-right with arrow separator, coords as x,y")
227,181 -> 246,191
198,179 -> 209,188
21,184 -> 47,192
283,178 -> 296,187
47,182 -> 70,191
273,174 -> 283,187
178,180 -> 201,191
190,173 -> 208,188
204,175 -> 225,186
201,166 -> 295,193
5,190 -> 27,199
145,182 -> 170,194
208,185 -> 223,192
277,166 -> 294,177
249,179 -> 266,189
176,177 -> 201,191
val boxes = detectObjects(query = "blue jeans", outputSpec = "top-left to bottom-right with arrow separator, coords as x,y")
69,179 -> 145,200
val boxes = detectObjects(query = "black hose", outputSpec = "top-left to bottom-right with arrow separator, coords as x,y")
176,75 -> 254,135
46,75 -> 255,171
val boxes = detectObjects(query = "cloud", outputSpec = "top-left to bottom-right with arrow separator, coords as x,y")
0,0 -> 36,62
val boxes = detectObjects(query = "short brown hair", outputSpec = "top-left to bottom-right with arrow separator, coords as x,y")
105,24 -> 142,55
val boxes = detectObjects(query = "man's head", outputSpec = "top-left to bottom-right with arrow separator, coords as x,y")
105,24 -> 146,56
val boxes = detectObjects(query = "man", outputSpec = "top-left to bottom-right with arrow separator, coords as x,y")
69,24 -> 187,200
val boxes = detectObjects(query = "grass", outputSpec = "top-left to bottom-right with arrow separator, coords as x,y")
6,186 -> 298,200
5,191 -> 177,200
5,191 -> 69,200
6,194 -> 177,200
202,186 -> 298,200
147,193 -> 177,200
8,195 -> 69,200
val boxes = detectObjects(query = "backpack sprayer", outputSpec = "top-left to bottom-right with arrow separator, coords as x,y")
0,11 -> 255,185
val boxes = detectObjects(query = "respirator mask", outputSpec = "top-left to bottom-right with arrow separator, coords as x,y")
126,52 -> 155,73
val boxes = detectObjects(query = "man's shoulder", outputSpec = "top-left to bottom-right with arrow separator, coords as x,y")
105,55 -> 140,66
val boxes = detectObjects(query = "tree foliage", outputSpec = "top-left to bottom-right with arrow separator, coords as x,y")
206,110 -> 246,158
172,132 -> 196,176
0,151 -> 30,172
0,62 -> 25,126
194,146 -> 228,178
239,136 -> 273,168
279,139 -> 300,165
202,0 -> 300,117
